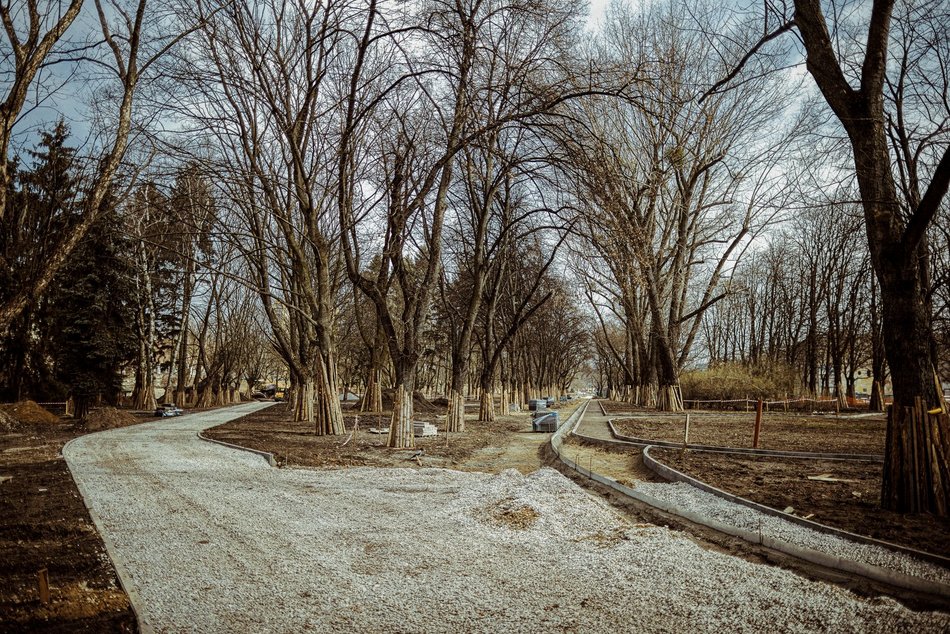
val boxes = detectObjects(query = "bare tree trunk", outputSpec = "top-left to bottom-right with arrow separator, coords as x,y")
315,353 -> 345,436
361,368 -> 383,413
870,381 -> 885,412
446,388 -> 466,432
294,375 -> 315,424
388,381 -> 415,449
478,387 -> 495,422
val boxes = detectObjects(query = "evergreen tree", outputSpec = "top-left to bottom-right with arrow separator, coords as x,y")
0,121 -> 80,400
48,196 -> 136,419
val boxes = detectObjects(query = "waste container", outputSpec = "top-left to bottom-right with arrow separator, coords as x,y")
532,411 -> 560,432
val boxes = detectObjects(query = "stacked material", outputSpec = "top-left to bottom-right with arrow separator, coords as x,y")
413,421 -> 438,437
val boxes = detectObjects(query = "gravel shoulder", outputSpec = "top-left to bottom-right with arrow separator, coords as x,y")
64,403 -> 950,633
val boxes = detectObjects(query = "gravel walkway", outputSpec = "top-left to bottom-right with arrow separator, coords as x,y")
575,404 -> 950,587
65,404 -> 949,633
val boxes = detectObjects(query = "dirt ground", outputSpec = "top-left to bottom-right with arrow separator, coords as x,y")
613,411 -> 886,454
0,404 -> 147,633
652,449 -> 950,559
204,400 -> 583,474
5,396 -> 947,629
609,409 -> 948,557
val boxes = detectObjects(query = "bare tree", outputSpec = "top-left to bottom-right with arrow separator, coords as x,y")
559,2 -> 794,410
338,0 -> 603,446
0,0 -> 84,220
0,0 -> 192,333
709,0 -> 950,514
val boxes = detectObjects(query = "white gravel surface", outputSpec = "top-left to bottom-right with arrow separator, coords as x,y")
65,403 -> 949,633
635,480 -> 950,586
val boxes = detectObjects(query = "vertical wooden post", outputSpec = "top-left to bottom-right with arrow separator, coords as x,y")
683,413 -> 690,447
38,568 -> 50,603
753,399 -> 763,449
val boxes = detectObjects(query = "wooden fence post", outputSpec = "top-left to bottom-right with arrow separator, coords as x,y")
38,568 -> 49,603
753,399 -> 763,449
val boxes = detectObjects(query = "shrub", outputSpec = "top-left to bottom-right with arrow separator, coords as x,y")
680,362 -> 798,402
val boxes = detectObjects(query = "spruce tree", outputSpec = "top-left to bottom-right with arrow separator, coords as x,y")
49,195 -> 136,419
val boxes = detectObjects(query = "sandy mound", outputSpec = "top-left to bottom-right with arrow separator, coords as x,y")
84,407 -> 139,431
0,400 -> 59,425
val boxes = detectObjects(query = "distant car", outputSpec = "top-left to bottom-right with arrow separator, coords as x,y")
155,403 -> 183,417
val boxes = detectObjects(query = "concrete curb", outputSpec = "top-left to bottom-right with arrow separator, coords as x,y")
63,435 -> 156,634
550,402 -> 950,600
196,431 -> 277,467
608,419 -> 883,462
641,445 -> 950,569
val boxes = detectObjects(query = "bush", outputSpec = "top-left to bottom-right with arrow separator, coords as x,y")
680,362 -> 798,402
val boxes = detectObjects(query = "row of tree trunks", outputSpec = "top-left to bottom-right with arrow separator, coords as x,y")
883,399 -> 950,516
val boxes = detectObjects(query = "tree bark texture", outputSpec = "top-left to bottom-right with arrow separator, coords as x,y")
388,383 -> 415,449
446,388 -> 466,433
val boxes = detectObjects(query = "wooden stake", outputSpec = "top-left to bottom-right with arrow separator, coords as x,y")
38,568 -> 49,604
753,399 -> 763,449
683,413 -> 690,447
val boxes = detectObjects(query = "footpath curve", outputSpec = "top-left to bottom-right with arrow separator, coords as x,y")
64,402 -> 950,632
556,401 -> 950,599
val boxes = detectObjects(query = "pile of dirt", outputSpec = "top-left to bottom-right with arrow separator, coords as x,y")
0,400 -> 59,425
83,407 -> 139,431
354,389 -> 444,413
481,496 -> 541,530
411,391 -> 442,413
0,409 -> 22,432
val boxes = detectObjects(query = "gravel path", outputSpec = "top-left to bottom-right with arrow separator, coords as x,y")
574,405 -> 950,588
65,403 -> 949,633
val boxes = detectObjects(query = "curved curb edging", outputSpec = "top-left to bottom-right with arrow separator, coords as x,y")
63,436 -> 156,634
608,420 -> 883,462
642,445 -> 950,569
196,432 -> 277,467
549,402 -> 950,600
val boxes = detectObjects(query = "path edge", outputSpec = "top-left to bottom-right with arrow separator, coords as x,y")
550,401 -> 950,600
63,435 -> 156,634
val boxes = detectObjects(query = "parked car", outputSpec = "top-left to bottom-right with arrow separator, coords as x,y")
155,403 -> 183,417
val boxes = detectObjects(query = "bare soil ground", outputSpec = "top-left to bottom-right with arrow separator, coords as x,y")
204,400 -> 582,474
651,449 -> 950,558
613,411 -> 886,454
0,404 -> 147,633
